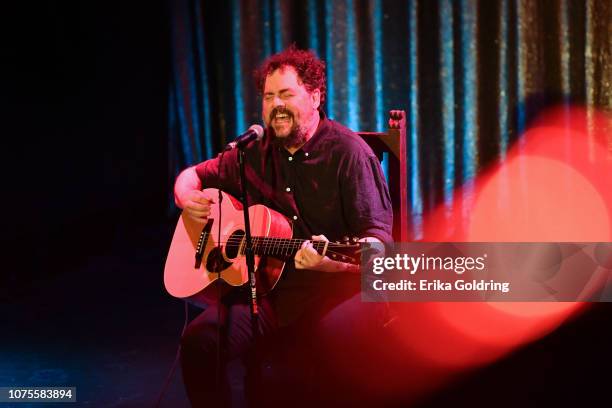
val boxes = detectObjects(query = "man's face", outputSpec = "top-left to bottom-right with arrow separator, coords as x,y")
262,66 -> 320,147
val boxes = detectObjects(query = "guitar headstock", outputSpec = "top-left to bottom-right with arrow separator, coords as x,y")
326,239 -> 383,265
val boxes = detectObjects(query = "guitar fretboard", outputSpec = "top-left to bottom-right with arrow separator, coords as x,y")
248,237 -> 327,257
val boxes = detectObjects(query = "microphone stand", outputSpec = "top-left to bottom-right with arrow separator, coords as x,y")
237,146 -> 260,346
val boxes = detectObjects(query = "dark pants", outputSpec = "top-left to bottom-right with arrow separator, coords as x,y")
180,283 -> 389,407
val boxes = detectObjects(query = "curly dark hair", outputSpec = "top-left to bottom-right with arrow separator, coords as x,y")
254,45 -> 327,110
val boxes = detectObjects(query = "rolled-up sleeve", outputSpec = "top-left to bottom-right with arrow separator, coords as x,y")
194,149 -> 240,196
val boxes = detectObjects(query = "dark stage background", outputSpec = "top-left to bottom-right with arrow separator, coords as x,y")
2,0 -> 612,407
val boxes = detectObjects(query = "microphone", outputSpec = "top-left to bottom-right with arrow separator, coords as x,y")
224,124 -> 264,151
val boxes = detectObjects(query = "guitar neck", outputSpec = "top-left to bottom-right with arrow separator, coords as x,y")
250,237 -> 326,258
248,237 -> 363,265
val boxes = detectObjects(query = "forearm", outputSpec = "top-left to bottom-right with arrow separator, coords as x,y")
174,166 -> 202,209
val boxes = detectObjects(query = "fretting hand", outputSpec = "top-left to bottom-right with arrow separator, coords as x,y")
294,235 -> 329,270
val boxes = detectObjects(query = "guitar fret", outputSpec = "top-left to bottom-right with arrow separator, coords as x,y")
257,237 -> 265,255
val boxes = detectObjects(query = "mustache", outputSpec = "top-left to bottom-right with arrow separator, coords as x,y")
269,107 -> 294,122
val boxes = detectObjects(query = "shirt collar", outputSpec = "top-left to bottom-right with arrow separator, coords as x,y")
276,110 -> 329,157
297,110 -> 329,156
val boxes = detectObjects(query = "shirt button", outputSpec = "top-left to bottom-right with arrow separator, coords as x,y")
288,157 -> 293,161
304,152 -> 309,157
293,215 -> 298,220
286,187 -> 291,192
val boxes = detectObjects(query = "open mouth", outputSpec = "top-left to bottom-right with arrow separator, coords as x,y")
271,109 -> 293,124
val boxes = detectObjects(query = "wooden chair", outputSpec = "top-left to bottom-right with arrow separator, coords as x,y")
357,110 -> 408,242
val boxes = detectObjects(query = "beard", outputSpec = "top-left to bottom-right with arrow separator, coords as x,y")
267,107 -> 308,149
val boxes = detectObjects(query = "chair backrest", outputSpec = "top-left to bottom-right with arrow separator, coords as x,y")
358,110 -> 408,242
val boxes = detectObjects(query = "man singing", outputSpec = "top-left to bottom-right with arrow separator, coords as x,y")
173,45 -> 392,406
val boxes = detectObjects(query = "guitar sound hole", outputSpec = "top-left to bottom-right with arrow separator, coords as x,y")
206,247 -> 232,273
225,230 -> 245,259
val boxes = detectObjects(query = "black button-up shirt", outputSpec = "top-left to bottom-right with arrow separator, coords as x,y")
195,111 -> 392,323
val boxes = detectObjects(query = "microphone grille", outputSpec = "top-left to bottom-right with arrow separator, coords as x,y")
249,124 -> 265,139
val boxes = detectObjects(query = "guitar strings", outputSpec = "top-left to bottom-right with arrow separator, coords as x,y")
202,237 -> 360,262
210,237 -> 360,247
202,235 -> 364,263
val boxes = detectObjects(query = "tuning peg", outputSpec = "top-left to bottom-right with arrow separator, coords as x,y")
342,236 -> 349,243
342,256 -> 347,261
352,237 -> 358,243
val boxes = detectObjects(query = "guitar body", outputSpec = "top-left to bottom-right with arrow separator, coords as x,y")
164,188 -> 293,307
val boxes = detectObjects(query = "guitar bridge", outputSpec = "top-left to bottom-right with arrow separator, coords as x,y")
195,218 -> 214,268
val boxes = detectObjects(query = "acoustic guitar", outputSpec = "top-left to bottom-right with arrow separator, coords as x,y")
164,188 -> 370,306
